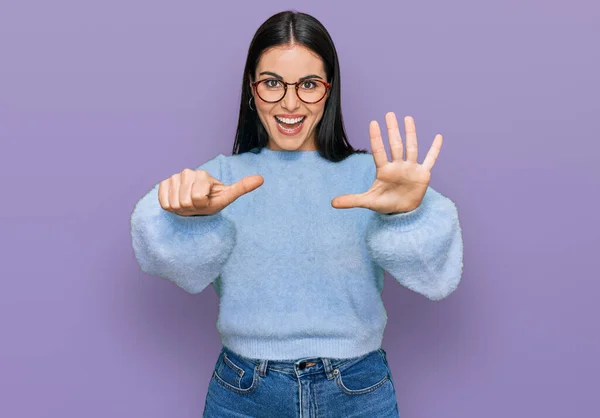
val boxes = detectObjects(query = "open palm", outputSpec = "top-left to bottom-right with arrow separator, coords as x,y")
332,112 -> 443,214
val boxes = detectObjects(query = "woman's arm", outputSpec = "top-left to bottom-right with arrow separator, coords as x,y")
129,154 -> 236,294
364,185 -> 464,301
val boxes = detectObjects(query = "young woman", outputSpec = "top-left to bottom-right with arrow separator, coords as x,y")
130,10 -> 463,418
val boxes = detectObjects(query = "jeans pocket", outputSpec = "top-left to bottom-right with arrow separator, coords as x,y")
212,350 -> 261,395
333,349 -> 391,396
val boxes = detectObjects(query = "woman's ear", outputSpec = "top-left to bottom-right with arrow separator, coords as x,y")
248,74 -> 254,96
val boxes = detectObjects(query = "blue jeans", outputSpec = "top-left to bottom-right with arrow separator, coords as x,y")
203,345 -> 400,417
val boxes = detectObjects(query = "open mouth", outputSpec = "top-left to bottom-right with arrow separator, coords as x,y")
274,116 -> 306,135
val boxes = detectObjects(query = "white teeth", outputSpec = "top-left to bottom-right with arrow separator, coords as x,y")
275,116 -> 305,124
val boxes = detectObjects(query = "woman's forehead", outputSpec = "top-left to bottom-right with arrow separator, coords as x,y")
257,45 -> 325,78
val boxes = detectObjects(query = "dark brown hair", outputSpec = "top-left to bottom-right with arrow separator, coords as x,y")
231,10 -> 367,162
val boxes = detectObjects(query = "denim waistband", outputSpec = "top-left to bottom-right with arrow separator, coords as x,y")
220,345 -> 384,378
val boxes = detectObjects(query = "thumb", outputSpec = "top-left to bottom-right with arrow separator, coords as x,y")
331,193 -> 368,209
226,175 -> 264,202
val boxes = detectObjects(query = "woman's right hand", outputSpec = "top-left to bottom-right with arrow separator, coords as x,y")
158,168 -> 264,216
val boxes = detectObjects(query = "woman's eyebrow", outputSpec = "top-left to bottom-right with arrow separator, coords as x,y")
259,71 -> 323,81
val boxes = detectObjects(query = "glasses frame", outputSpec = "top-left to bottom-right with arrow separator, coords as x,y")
251,78 -> 331,104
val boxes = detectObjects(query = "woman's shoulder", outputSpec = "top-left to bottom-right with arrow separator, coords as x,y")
347,151 -> 373,164
345,151 -> 376,176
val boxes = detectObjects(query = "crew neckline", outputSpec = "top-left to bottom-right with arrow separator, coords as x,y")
254,146 -> 323,162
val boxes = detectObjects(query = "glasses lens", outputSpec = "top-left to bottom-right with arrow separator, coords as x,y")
297,79 -> 327,103
256,79 -> 327,103
256,79 -> 285,102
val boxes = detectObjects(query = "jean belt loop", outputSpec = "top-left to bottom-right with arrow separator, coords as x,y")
258,359 -> 269,377
321,358 -> 335,380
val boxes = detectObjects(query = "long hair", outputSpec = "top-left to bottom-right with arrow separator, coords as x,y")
231,10 -> 368,162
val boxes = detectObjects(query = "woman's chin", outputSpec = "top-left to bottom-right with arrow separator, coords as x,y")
268,134 -> 306,150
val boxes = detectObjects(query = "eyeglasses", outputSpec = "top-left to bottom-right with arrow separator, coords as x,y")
251,78 -> 331,104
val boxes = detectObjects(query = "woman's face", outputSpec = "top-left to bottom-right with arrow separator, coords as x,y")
251,44 -> 329,151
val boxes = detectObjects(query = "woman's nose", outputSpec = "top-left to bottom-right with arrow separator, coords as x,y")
281,86 -> 300,110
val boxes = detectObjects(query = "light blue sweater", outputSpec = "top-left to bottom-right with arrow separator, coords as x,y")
130,147 -> 464,361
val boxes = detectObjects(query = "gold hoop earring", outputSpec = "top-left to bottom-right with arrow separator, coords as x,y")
248,96 -> 255,111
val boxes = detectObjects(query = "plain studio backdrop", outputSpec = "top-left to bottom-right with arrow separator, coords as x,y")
0,1 -> 598,417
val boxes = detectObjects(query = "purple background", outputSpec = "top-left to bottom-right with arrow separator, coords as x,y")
1,0 -> 598,416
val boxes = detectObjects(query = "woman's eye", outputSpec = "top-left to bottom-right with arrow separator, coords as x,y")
265,79 -> 281,88
301,80 -> 317,89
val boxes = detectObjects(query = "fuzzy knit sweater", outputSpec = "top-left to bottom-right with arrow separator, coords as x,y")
130,146 -> 464,361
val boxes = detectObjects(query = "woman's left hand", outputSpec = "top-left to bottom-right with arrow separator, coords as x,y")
332,112 -> 443,214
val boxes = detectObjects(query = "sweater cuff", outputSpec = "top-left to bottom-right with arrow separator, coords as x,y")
161,210 -> 225,232
374,189 -> 433,231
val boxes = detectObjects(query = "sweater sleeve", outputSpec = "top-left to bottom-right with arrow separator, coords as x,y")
364,185 -> 464,301
129,154 -> 236,294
